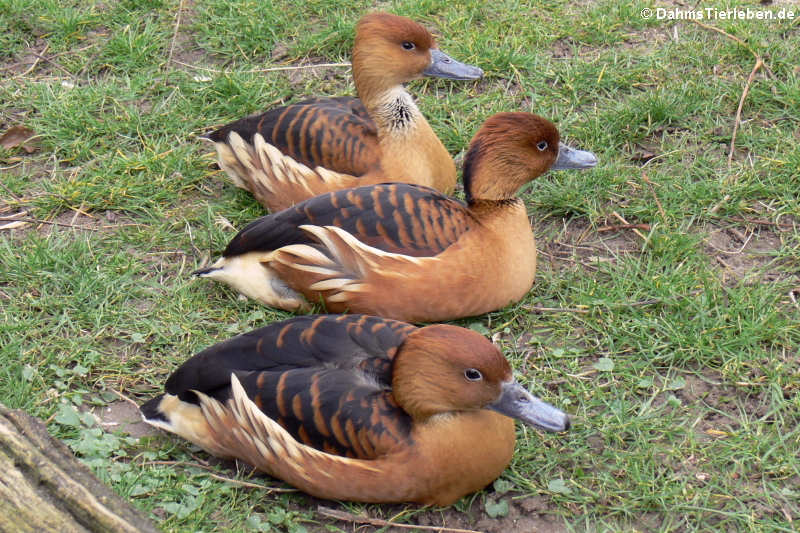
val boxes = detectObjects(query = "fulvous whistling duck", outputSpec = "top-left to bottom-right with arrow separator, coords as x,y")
194,112 -> 597,322
140,314 -> 570,505
203,12 -> 483,212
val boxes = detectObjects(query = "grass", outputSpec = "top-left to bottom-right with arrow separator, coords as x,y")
1,0 -> 798,531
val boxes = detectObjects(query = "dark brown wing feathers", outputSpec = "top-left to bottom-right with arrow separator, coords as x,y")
240,367 -> 411,458
206,97 -> 381,176
158,315 -> 416,459
224,183 -> 472,258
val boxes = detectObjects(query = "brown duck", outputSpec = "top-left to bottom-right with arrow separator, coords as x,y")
141,314 -> 570,505
204,12 -> 483,212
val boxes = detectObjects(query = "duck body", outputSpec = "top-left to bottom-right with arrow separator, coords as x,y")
196,113 -> 597,322
205,13 -> 483,212
199,183 -> 535,322
141,315 -> 570,504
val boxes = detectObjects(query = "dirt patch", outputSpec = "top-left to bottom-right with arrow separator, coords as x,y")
471,495 -> 566,533
92,400 -> 159,439
701,222 -> 795,284
290,493 -> 568,533
167,28 -> 225,74
550,37 -> 590,59
535,216 -> 797,289
162,0 -> 228,73
2,39 -> 53,76
620,27 -> 672,55
535,217 -> 641,275
474,77 -> 524,99
670,368 -> 783,439
2,209 -> 141,240
677,372 -> 717,403
282,57 -> 350,88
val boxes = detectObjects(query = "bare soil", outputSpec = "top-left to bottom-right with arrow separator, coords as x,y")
92,400 -> 159,439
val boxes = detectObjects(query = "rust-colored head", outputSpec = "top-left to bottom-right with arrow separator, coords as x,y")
352,13 -> 437,96
462,113 -> 560,202
391,324 -> 512,420
462,112 -> 597,203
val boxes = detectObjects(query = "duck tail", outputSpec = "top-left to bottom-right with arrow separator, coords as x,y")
270,225 -> 425,314
225,133 -> 358,212
141,392 -> 235,459
192,252 -> 309,311
206,131 -> 254,191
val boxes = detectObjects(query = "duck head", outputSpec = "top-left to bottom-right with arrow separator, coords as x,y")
352,13 -> 482,100
462,112 -> 597,203
391,324 -> 570,433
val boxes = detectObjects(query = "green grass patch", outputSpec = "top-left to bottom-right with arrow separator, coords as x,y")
1,0 -> 798,531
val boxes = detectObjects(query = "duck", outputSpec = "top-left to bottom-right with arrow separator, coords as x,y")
194,112 -> 597,322
204,12 -> 483,212
140,314 -> 570,505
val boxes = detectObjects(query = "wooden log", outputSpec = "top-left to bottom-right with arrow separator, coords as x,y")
0,404 -> 159,533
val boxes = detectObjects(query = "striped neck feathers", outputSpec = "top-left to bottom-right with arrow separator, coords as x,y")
366,86 -> 422,134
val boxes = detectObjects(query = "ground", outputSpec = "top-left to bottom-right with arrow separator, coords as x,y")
0,0 -> 798,532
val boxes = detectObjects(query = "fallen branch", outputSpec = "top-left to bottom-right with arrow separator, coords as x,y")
723,216 -> 797,229
108,388 -> 141,411
525,305 -> 590,314
690,20 -> 771,172
166,0 -> 186,67
597,223 -> 652,233
30,52 -> 77,80
525,298 -> 662,315
205,473 -> 296,492
11,42 -> 49,79
691,20 -> 773,76
0,210 -> 31,230
728,58 -> 763,168
0,216 -> 98,230
171,59 -> 351,74
642,172 -> 666,222
317,506 -> 481,533
611,211 -> 648,240
1,43 -> 97,72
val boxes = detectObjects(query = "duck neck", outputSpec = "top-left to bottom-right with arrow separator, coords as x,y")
352,59 -> 456,191
361,84 -> 423,135
464,174 -> 524,204
351,50 -> 424,134
391,340 -> 458,422
462,152 -> 528,204
358,80 -> 456,192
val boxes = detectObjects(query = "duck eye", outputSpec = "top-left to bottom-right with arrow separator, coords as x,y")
402,41 -> 415,50
537,141 -> 548,151
464,368 -> 483,381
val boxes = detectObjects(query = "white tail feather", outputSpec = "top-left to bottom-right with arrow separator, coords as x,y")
271,225 -> 436,307
227,132 -> 259,175
308,278 -> 351,291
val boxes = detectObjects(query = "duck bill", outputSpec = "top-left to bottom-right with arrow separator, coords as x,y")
551,142 -> 598,170
423,49 -> 483,80
487,380 -> 570,433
